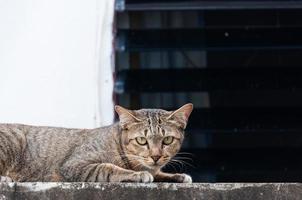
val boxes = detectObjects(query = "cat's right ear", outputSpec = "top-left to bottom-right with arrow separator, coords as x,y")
115,105 -> 142,130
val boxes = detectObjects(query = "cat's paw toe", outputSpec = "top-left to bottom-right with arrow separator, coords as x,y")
181,174 -> 192,183
174,173 -> 192,183
0,176 -> 13,182
133,171 -> 154,183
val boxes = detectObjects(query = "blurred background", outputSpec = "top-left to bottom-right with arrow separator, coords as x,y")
115,0 -> 302,182
2,0 -> 302,183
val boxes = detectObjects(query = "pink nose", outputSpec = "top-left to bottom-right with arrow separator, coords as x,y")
151,156 -> 161,163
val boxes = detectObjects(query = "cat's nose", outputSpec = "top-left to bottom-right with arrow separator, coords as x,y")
151,156 -> 161,163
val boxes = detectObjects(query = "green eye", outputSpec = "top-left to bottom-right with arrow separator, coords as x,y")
163,136 -> 174,145
136,137 -> 148,145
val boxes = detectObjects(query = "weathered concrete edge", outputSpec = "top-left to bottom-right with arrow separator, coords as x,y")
15,182 -> 293,191
0,183 -> 301,200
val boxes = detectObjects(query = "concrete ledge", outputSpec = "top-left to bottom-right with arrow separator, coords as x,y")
0,183 -> 301,200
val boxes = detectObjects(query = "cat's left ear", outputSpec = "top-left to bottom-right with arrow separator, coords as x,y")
115,105 -> 142,129
166,103 -> 193,129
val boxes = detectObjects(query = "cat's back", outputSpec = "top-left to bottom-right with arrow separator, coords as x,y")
0,123 -> 95,157
0,123 -> 87,140
0,123 -> 117,148
0,123 -> 28,145
0,123 -> 118,181
0,123 -> 28,133
23,124 -> 96,153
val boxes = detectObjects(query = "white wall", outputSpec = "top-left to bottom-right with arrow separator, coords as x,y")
0,0 -> 115,128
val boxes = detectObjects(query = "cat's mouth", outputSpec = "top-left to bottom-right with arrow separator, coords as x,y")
140,161 -> 162,169
148,159 -> 169,168
127,155 -> 167,170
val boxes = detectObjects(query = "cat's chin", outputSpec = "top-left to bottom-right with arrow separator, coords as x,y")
147,164 -> 164,172
130,159 -> 166,172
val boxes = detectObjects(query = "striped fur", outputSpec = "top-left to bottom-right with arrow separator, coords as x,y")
0,104 -> 193,182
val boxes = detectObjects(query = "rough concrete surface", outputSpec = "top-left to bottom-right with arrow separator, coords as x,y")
0,183 -> 301,200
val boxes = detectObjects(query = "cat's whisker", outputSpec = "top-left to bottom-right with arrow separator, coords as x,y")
171,159 -> 184,172
176,152 -> 194,156
169,159 -> 184,171
173,156 -> 194,162
165,162 -> 175,173
173,155 -> 195,165
172,160 -> 185,171
166,161 -> 178,173
175,153 -> 194,159
172,159 -> 196,169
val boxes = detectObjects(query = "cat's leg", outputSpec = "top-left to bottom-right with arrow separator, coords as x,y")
154,171 -> 192,183
61,162 -> 154,183
87,163 -> 153,183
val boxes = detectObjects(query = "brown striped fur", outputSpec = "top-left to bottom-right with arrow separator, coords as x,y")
0,104 -> 193,183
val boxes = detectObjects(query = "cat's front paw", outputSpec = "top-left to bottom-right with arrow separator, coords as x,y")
127,171 -> 154,183
173,173 -> 192,183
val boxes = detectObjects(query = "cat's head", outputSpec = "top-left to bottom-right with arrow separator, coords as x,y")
115,103 -> 193,173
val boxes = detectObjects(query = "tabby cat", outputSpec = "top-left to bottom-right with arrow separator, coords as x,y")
0,103 -> 193,183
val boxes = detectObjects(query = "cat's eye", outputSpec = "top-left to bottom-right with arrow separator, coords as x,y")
136,137 -> 148,145
163,136 -> 174,145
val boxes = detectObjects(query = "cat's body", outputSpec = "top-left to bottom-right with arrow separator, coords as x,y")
0,104 -> 193,183
0,123 -> 119,182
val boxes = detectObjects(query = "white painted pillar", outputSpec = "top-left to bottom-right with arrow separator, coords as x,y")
0,0 -> 115,128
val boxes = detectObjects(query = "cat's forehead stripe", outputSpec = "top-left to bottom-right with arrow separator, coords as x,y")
148,113 -> 153,135
145,111 -> 164,137
157,113 -> 165,137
